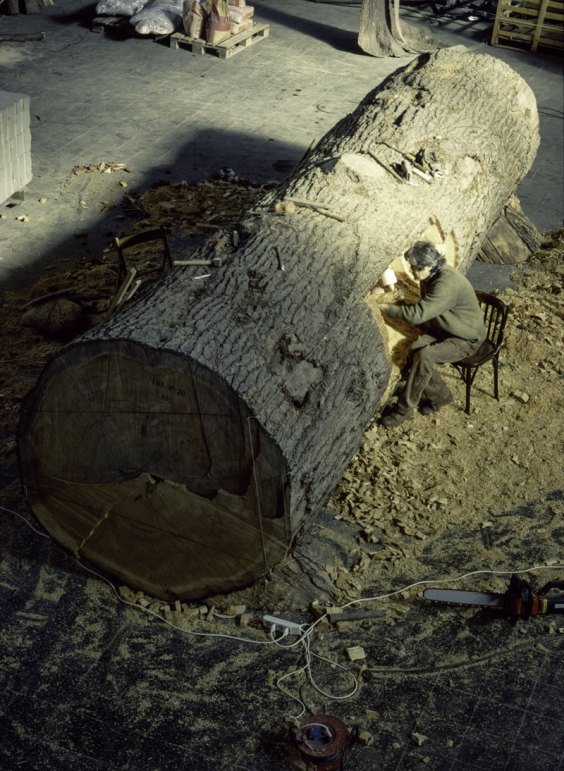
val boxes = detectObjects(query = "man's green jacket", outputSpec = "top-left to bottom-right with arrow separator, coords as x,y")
386,265 -> 487,344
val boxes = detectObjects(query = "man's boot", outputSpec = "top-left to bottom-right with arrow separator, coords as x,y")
419,391 -> 454,416
380,408 -> 412,427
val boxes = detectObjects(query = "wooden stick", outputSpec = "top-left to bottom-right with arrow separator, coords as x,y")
367,150 -> 405,183
22,289 -> 73,309
286,197 -> 346,222
411,166 -> 433,183
173,259 -> 211,266
328,608 -> 386,624
106,268 -> 137,315
0,33 -> 46,42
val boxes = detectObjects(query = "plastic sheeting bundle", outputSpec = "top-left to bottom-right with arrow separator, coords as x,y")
130,0 -> 184,35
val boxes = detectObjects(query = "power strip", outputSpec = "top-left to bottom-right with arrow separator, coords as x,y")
263,614 -> 303,636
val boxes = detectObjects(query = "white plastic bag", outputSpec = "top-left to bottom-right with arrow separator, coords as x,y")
96,0 -> 149,16
130,0 -> 184,35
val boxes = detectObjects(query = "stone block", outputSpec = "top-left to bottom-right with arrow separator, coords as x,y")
0,90 -> 32,205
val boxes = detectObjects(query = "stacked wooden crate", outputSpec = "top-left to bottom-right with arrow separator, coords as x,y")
491,0 -> 563,52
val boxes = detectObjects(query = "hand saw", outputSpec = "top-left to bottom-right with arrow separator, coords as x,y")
423,574 -> 564,621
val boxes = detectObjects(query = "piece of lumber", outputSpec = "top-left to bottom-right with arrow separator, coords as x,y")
19,48 -> 540,602
285,197 -> 347,222
328,609 -> 386,624
478,194 -> 542,264
22,289 -> 74,308
0,32 -> 45,41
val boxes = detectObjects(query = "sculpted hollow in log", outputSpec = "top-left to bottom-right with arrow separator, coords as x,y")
19,48 -> 539,600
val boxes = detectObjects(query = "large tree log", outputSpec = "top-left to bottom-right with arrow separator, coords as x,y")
18,48 -> 539,601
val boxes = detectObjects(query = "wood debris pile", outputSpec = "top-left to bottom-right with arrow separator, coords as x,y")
126,176 -> 268,234
69,161 -> 130,178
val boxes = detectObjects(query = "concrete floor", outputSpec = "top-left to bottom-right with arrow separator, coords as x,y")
0,0 -> 563,295
0,2 -> 563,769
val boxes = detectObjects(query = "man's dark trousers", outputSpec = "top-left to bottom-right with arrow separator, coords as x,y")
396,334 -> 480,413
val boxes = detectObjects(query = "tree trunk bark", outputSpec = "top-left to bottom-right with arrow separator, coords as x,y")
358,0 -> 441,57
19,48 -> 539,601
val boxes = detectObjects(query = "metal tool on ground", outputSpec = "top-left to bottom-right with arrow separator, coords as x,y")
173,257 -> 223,267
327,608 -> 386,625
291,714 -> 358,770
424,574 -> 564,622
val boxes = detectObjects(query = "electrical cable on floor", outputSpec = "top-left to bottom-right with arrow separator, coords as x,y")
298,564 -> 564,643
80,556 -> 358,715
271,623 -> 359,720
269,564 -> 564,715
0,504 -> 50,539
3,503 -> 563,717
75,558 -> 288,648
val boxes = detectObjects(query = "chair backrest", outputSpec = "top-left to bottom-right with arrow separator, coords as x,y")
114,227 -> 172,287
475,290 -> 510,353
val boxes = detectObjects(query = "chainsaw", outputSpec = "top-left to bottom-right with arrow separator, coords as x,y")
424,574 -> 564,622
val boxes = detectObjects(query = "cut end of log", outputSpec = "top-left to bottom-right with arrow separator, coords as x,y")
19,340 -> 291,600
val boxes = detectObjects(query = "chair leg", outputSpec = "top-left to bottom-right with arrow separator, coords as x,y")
462,368 -> 472,415
465,380 -> 472,415
493,356 -> 499,400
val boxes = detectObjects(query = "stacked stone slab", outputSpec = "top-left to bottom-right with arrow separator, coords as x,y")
0,91 -> 32,206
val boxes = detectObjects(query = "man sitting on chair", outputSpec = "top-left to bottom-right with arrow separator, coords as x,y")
380,241 -> 486,428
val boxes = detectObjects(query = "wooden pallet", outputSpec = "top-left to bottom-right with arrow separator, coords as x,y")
491,0 -> 563,51
167,22 -> 269,59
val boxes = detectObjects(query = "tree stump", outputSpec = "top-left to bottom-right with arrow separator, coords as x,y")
19,48 -> 539,601
358,0 -> 441,57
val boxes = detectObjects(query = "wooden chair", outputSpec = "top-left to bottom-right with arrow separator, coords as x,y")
451,291 -> 510,415
106,228 -> 173,315
114,227 -> 173,289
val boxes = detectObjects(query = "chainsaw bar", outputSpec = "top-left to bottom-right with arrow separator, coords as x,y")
423,575 -> 564,621
423,588 -> 505,608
